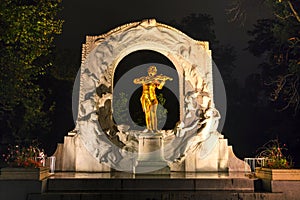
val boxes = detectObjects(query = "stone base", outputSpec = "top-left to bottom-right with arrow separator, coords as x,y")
134,132 -> 170,174
228,146 -> 250,172
260,179 -> 300,199
0,167 -> 50,180
170,135 -> 248,172
134,161 -> 170,174
29,172 -> 288,200
52,132 -> 246,173
51,134 -> 110,172
255,168 -> 300,181
0,179 -> 47,200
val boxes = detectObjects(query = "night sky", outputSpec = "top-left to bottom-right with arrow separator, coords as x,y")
56,0 -> 270,84
52,1 -> 299,165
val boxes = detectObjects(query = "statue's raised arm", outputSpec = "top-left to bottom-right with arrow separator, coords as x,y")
133,76 -> 147,84
155,74 -> 173,81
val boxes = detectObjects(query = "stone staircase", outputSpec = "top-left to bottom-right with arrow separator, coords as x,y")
27,172 -> 284,200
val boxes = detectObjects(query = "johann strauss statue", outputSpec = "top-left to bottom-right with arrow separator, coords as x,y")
133,66 -> 172,132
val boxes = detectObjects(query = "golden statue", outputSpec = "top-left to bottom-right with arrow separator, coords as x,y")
133,66 -> 173,132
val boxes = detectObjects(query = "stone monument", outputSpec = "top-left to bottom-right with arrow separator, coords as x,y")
52,19 -> 247,173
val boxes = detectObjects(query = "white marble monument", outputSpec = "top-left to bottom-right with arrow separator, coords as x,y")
52,19 -> 247,173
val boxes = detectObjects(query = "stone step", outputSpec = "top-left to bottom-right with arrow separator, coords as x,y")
25,172 -> 287,200
28,191 -> 284,200
46,177 -> 255,192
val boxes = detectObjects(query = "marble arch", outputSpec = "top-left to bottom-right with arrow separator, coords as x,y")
53,19 -> 247,173
80,19 -> 213,123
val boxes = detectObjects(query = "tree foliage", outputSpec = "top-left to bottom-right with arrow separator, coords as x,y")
227,0 -> 299,25
247,0 -> 300,113
0,0 -> 63,143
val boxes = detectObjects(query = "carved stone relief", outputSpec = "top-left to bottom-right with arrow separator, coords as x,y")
75,19 -> 221,172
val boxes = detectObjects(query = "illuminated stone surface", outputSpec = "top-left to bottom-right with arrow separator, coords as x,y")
0,167 -> 50,180
53,19 -> 246,173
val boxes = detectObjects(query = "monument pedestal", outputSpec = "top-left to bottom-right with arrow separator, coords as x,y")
134,133 -> 170,174
52,19 -> 248,174
52,134 -> 111,172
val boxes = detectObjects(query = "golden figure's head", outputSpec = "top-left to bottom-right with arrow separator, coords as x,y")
147,66 -> 157,76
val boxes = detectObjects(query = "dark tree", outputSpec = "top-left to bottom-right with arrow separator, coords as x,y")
247,2 -> 300,114
0,0 -> 63,144
245,0 -> 300,167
